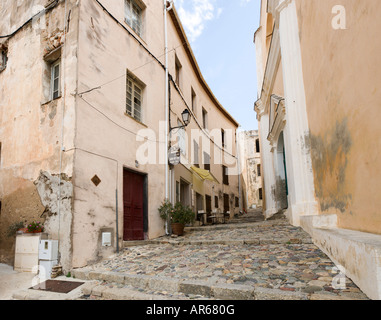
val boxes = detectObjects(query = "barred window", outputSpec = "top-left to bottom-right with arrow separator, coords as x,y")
126,74 -> 143,123
125,0 -> 143,37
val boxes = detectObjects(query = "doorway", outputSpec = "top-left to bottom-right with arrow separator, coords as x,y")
223,193 -> 230,213
276,132 -> 288,209
180,179 -> 191,207
205,195 -> 212,215
123,168 -> 147,241
196,192 -> 204,212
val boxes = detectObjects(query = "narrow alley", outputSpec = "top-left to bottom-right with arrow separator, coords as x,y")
14,210 -> 367,300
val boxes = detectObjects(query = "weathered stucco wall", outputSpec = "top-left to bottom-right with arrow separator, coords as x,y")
238,130 -> 262,209
296,0 -> 381,234
0,0 -> 79,269
71,0 -> 168,268
71,0 -> 240,269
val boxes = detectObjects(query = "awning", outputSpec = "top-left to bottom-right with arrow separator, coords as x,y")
191,166 -> 219,184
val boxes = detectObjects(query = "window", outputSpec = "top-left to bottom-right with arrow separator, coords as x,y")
259,188 -> 263,200
223,193 -> 229,212
51,60 -> 61,100
235,197 -> 239,208
191,88 -> 196,113
125,0 -> 143,37
175,55 -> 182,88
193,140 -> 199,167
0,49 -> 7,72
256,139 -> 260,153
222,165 -> 229,185
221,129 -> 226,148
257,164 -> 261,177
202,108 -> 208,129
203,152 -> 210,171
126,73 -> 143,122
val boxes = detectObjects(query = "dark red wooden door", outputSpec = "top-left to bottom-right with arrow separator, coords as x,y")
123,169 -> 145,241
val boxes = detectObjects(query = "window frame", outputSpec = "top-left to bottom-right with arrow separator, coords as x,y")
126,73 -> 144,123
203,151 -> 210,171
193,140 -> 199,168
175,55 -> 182,88
50,59 -> 61,100
222,165 -> 229,185
202,107 -> 208,130
124,0 -> 144,37
191,87 -> 197,113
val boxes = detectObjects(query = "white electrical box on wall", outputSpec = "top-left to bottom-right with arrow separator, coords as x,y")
102,232 -> 112,247
39,240 -> 58,261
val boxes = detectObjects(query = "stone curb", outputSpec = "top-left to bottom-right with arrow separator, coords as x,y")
123,238 -> 312,248
72,269 -> 309,300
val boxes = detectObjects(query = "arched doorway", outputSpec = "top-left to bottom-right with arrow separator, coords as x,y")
275,131 -> 288,210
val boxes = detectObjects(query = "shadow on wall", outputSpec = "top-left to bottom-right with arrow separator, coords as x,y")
306,118 -> 352,213
272,177 -> 288,211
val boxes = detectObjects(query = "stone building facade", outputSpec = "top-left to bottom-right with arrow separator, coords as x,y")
238,130 -> 263,210
0,0 -> 240,271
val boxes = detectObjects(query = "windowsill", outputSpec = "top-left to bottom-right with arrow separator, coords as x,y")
124,19 -> 147,46
124,112 -> 147,128
41,95 -> 62,106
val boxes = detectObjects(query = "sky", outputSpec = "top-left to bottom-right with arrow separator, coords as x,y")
173,0 -> 261,131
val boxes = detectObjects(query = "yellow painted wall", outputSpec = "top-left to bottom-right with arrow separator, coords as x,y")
296,0 -> 381,234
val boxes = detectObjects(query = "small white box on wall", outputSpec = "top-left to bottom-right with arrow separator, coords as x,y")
102,232 -> 112,247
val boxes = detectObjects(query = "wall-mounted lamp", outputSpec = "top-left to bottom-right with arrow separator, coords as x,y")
170,109 -> 192,132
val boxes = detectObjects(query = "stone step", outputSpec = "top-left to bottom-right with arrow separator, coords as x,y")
72,269 -> 310,300
123,237 -> 312,249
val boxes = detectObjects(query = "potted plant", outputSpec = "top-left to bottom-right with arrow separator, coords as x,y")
159,200 -> 195,236
26,221 -> 44,233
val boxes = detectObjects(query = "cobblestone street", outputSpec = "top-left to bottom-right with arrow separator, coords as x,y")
70,210 -> 368,300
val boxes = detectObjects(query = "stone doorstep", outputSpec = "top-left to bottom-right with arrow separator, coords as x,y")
73,269 -> 312,300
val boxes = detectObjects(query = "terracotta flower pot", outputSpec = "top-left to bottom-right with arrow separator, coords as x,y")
171,223 -> 184,236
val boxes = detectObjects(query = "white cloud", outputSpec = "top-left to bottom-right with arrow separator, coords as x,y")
174,0 -> 222,42
240,0 -> 252,6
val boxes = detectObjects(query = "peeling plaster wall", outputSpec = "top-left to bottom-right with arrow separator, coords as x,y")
0,0 -> 79,267
296,0 -> 381,234
34,171 -> 73,270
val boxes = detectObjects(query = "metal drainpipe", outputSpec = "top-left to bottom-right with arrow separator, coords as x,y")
57,0 -> 68,265
164,0 -> 173,235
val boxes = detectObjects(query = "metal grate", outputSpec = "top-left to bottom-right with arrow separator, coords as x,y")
30,280 -> 84,294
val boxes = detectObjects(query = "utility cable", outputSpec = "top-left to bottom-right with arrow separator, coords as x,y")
78,94 -> 165,144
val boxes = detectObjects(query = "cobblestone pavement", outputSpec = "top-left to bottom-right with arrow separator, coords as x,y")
72,210 -> 369,300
